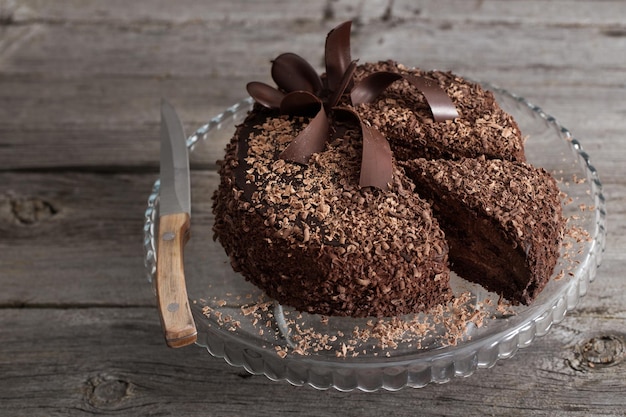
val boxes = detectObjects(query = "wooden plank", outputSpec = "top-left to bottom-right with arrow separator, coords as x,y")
1,17 -> 625,172
0,172 -> 157,306
0,170 -> 224,307
0,307 -> 624,416
3,0 -> 325,24
0,82 -> 621,179
1,16 -> 624,85
5,0 -> 626,26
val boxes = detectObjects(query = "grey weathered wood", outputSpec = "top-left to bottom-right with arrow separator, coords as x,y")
2,2 -> 626,173
0,308 -> 624,416
0,171 -> 222,306
1,0 -> 625,414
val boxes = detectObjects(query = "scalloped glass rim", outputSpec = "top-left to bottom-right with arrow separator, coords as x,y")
143,84 -> 606,391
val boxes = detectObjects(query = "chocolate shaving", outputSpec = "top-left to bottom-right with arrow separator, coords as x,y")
351,71 -> 459,122
334,107 -> 393,190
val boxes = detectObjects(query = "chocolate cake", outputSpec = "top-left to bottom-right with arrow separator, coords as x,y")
401,157 -> 565,304
212,21 -> 565,317
213,111 -> 451,317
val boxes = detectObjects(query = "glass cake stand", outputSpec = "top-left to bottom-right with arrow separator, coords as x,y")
143,85 -> 606,391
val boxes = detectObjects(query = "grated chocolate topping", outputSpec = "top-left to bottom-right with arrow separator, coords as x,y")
353,61 -> 526,163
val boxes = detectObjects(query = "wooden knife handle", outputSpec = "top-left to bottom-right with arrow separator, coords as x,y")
156,212 -> 197,348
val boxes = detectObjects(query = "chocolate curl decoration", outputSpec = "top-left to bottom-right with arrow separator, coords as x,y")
277,23 -> 357,164
246,81 -> 285,108
246,52 -> 329,165
278,91 -> 329,164
351,72 -> 459,122
246,23 -> 359,167
271,53 -> 323,95
325,21 -> 352,92
277,59 -> 356,164
245,20 -> 460,191
335,107 -> 393,191
278,108 -> 329,164
328,60 -> 358,108
403,74 -> 459,121
246,53 -> 323,110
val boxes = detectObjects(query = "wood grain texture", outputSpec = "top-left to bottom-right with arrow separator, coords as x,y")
1,0 -> 625,414
0,308 -> 624,416
0,171 -> 219,306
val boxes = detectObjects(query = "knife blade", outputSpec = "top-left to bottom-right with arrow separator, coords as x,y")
156,99 -> 197,348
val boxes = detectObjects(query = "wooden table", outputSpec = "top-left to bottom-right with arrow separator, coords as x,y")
1,1 -> 624,415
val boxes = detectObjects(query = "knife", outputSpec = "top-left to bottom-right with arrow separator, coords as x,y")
156,99 -> 197,348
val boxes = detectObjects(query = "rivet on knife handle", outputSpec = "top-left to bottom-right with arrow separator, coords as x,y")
156,212 -> 197,348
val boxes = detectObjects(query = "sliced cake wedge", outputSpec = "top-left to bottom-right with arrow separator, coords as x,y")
401,156 -> 565,304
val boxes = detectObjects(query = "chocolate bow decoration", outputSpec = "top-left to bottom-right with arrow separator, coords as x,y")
246,21 -> 459,191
